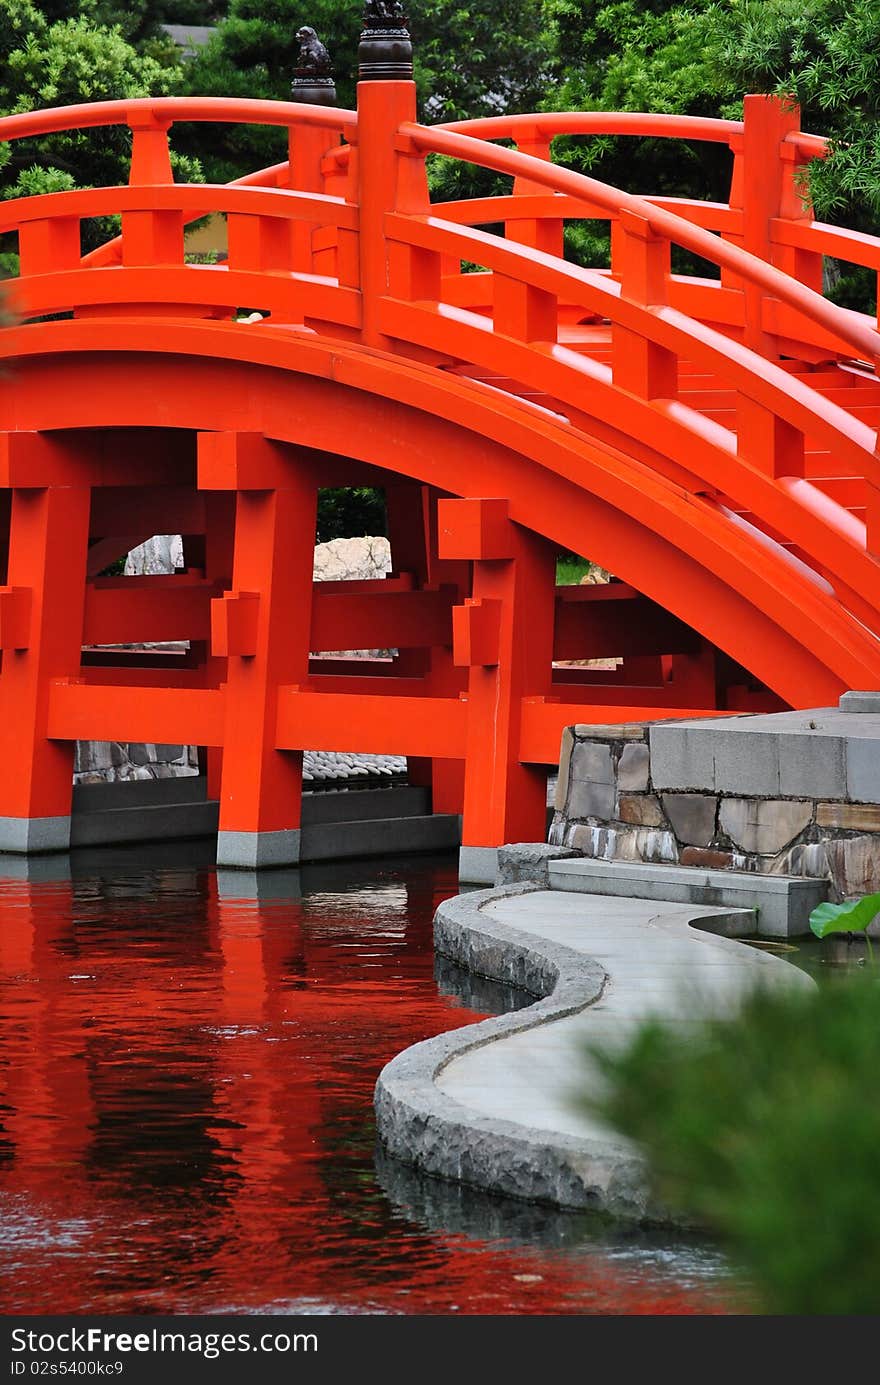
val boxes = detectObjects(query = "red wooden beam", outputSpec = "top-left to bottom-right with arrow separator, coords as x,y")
274,687 -> 467,757
554,584 -> 701,658
83,577 -> 218,644
47,680 -> 225,745
310,585 -> 453,651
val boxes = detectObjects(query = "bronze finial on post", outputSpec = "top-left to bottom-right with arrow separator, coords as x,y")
358,1 -> 413,81
291,25 -> 338,105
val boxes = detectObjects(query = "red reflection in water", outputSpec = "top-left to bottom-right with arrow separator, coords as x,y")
0,851 -> 731,1315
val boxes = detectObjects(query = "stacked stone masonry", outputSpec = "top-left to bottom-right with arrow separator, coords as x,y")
549,708 -> 880,901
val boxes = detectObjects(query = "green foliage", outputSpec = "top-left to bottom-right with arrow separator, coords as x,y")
0,2 -> 202,253
715,0 -> 880,221
180,0 -> 549,183
1,12 -> 181,116
414,0 -> 548,123
556,556 -> 591,584
176,0 -> 320,182
586,974 -> 880,1313
316,486 -> 386,543
532,2 -> 738,270
8,163 -> 76,197
543,1 -> 736,199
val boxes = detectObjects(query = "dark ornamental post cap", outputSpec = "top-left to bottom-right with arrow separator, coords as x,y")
358,1 -> 413,81
291,25 -> 338,106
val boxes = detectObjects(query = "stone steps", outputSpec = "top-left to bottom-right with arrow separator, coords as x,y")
547,857 -> 825,939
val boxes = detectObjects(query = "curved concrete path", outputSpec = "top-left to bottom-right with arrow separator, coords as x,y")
375,884 -> 813,1223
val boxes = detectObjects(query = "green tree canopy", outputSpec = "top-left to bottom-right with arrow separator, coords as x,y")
715,0 -> 880,221
181,0 -> 550,181
0,0 -> 198,251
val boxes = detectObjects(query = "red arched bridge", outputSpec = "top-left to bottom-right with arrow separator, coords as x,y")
1,77 -> 880,870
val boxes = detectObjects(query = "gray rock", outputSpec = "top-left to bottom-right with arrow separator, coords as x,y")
719,798 -> 813,855
780,733 -> 845,799
617,742 -> 650,792
129,743 -> 158,766
155,744 -> 184,763
846,738 -> 880,804
816,802 -> 880,831
769,841 -> 831,880
839,690 -> 880,713
825,835 -> 880,897
312,535 -> 391,583
713,729 -> 782,796
554,727 -> 575,811
124,534 -> 183,576
496,843 -> 581,887
567,778 -> 615,820
570,741 -> 613,785
566,824 -> 677,864
547,816 -> 566,846
649,722 -> 716,791
76,741 -> 126,773
617,793 -> 664,827
617,828 -> 679,864
572,723 -> 646,741
566,823 -> 612,857
661,793 -> 717,847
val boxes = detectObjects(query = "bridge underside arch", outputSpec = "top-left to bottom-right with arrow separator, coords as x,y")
0,319 -> 877,865
2,319 -> 876,704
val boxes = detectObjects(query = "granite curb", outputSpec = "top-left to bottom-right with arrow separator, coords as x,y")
375,883 -> 664,1221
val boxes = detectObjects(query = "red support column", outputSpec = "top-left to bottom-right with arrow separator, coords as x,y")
200,433 -> 316,869
196,491 -> 236,801
439,498 -> 556,883
388,483 -> 469,814
0,475 -> 90,851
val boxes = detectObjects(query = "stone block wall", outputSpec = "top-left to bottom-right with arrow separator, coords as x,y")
549,713 -> 880,901
74,742 -> 198,786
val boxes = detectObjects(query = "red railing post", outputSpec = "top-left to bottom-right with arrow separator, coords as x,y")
354,13 -> 434,345
18,216 -> 80,278
354,81 -> 420,343
508,124 -> 564,260
288,123 -> 337,276
611,209 -> 677,399
736,94 -> 819,352
124,109 -> 182,266
128,108 -> 174,183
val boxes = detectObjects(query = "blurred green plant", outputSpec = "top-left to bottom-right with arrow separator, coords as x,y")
585,973 -> 880,1313
810,892 -> 879,961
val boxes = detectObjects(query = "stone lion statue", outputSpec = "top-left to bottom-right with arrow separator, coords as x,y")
295,25 -> 333,75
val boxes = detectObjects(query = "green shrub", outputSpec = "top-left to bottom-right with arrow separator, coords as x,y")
585,972 -> 880,1314
316,487 -> 386,544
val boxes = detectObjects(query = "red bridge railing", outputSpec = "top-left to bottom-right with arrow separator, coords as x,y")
1,92 -> 880,656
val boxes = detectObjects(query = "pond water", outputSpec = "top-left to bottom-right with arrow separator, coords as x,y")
0,845 -> 734,1316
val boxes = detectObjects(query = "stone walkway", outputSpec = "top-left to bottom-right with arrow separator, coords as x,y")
375,884 -> 812,1220
437,891 -> 808,1141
